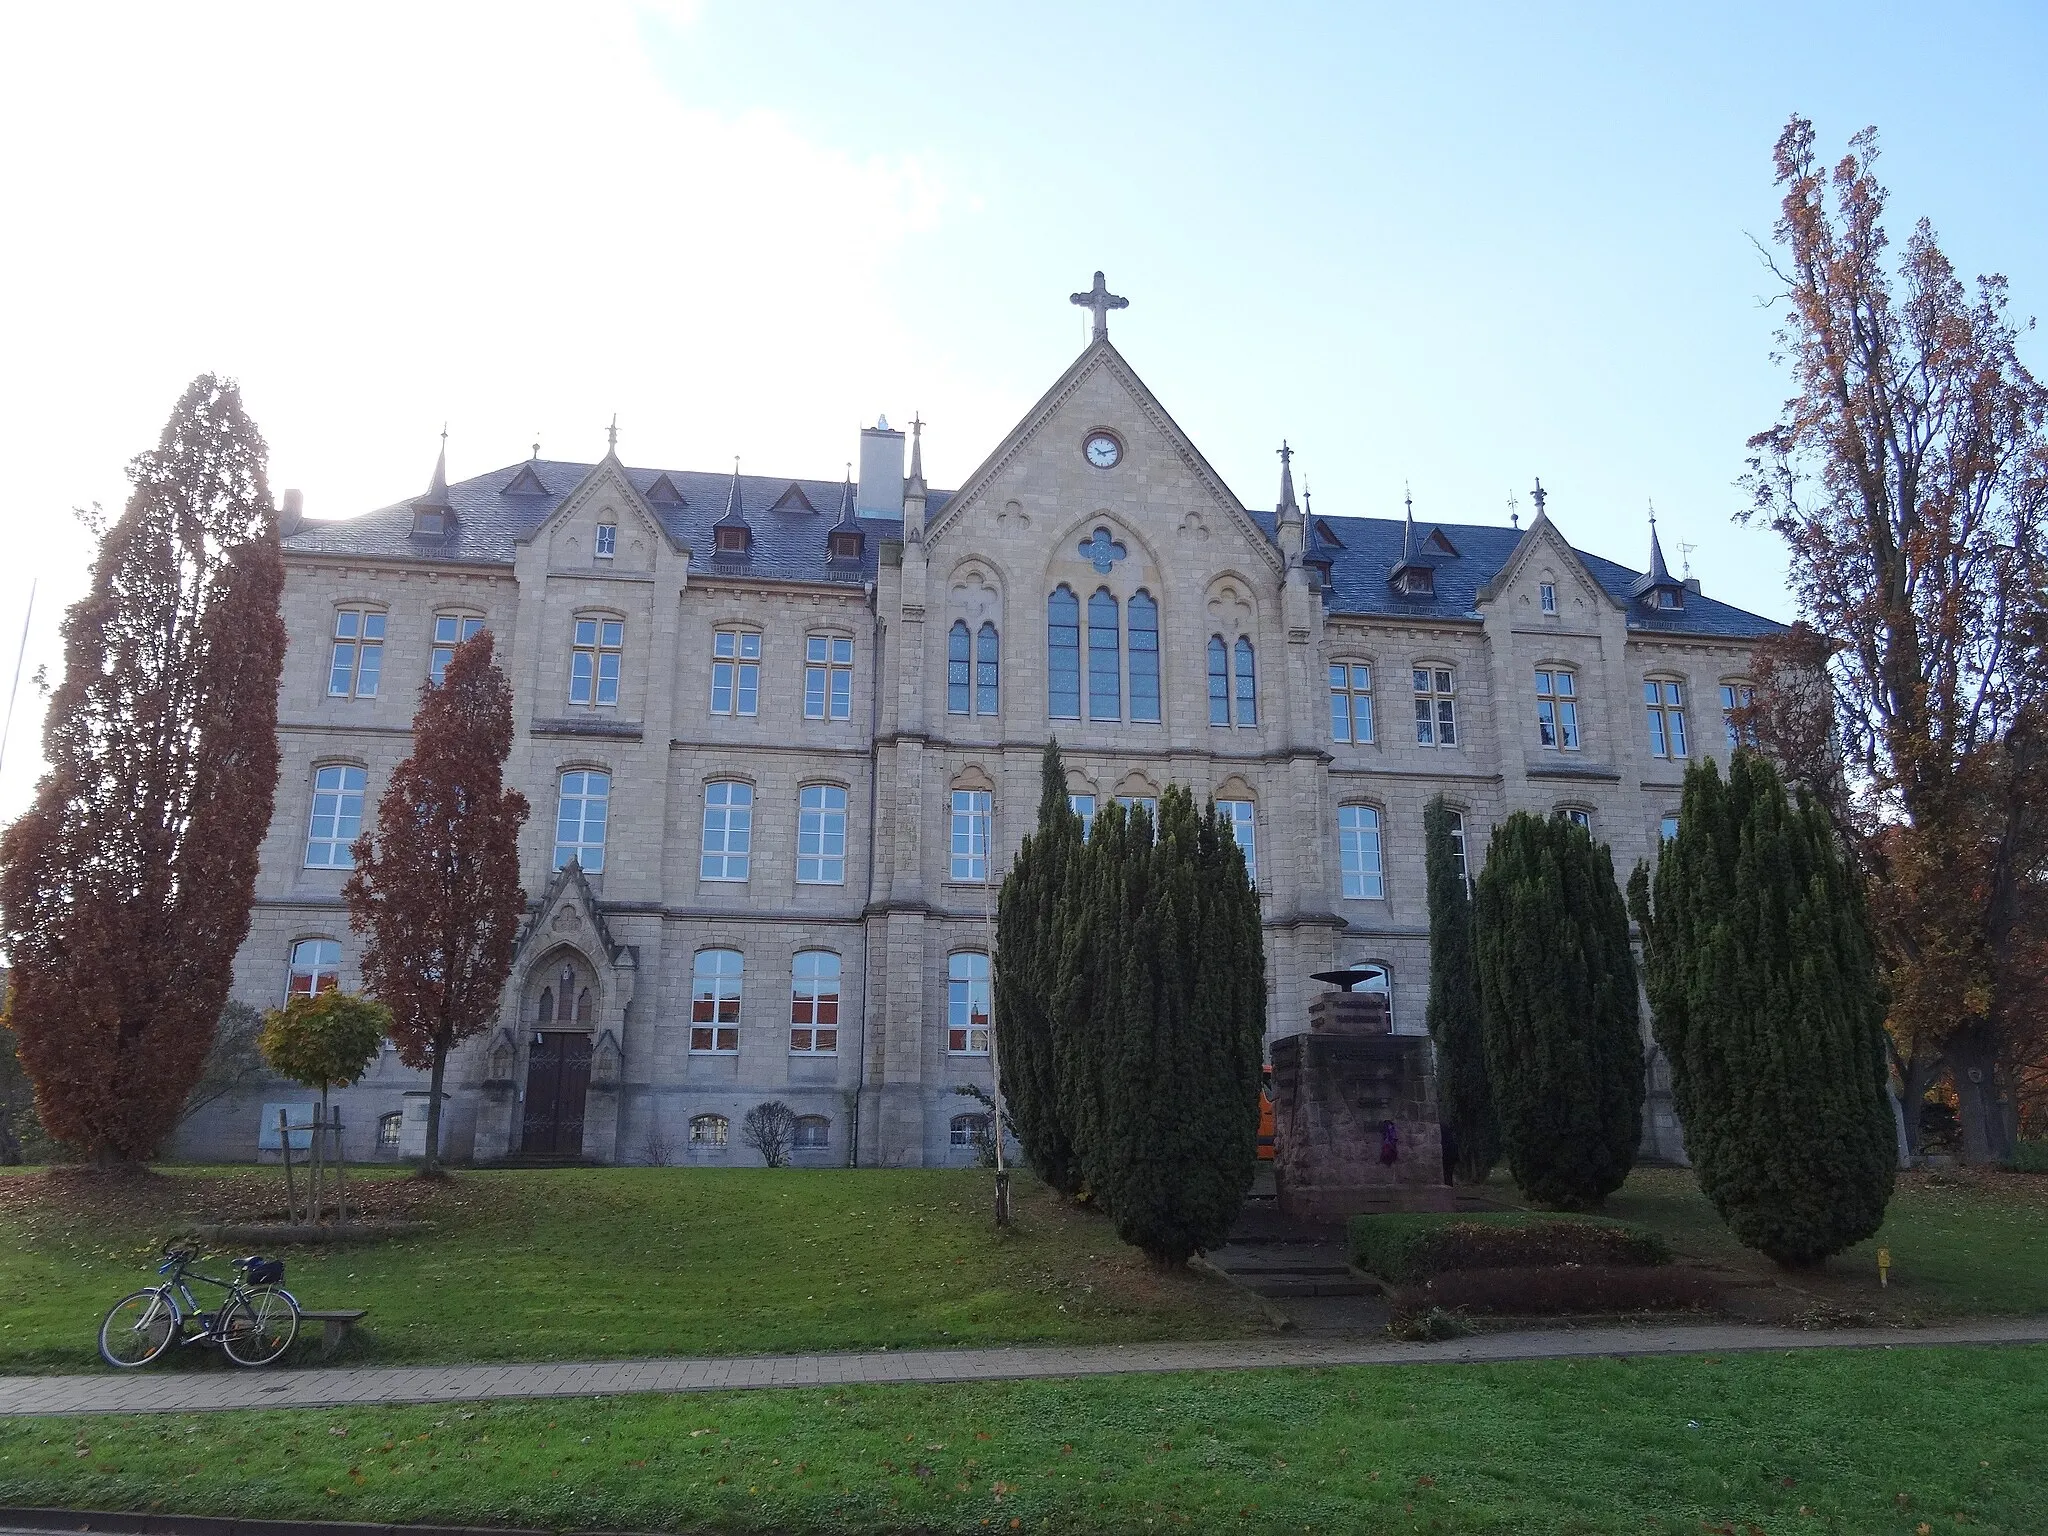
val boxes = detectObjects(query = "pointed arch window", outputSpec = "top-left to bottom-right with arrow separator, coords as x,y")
1086,589 -> 1121,721
1128,590 -> 1160,723
1047,587 -> 1081,719
1208,637 -> 1230,725
976,622 -> 1000,715
1234,637 -> 1256,726
948,621 -> 972,715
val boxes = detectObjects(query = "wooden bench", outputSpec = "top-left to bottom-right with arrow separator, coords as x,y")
297,1307 -> 369,1356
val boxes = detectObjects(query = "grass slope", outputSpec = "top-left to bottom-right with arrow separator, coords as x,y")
0,1168 -> 1264,1373
0,1348 -> 2041,1534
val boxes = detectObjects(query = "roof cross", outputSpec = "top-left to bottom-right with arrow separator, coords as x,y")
607,414 -> 618,454
1069,271 -> 1129,341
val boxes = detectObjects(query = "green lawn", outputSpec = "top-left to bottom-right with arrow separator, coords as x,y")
2,1347 -> 2041,1533
0,1167 -> 1266,1373
1562,1167 -> 2048,1318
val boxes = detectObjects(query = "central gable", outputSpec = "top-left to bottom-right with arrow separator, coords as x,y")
927,340 -> 1282,576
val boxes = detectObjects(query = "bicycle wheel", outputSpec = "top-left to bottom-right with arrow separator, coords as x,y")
98,1289 -> 178,1368
219,1285 -> 299,1367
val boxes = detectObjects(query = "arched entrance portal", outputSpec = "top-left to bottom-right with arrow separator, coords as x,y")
520,956 -> 596,1157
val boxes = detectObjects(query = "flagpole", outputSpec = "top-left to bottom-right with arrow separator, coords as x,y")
0,578 -> 36,782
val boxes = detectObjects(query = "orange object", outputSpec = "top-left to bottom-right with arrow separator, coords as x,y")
1257,1089 -> 1275,1160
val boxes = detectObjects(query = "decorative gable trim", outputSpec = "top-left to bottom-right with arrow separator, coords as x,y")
927,339 -> 1283,575
515,859 -> 625,968
1473,512 -> 1618,612
519,459 -> 677,556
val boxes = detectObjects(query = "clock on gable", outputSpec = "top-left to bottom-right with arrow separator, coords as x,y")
1084,431 -> 1122,469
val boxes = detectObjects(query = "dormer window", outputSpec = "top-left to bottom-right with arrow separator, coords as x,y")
595,523 -> 616,560
412,507 -> 446,538
1401,567 -> 1434,597
1656,587 -> 1683,610
829,525 -> 863,562
714,524 -> 751,555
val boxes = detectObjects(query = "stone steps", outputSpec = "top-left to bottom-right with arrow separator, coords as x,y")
1207,1242 -> 1381,1300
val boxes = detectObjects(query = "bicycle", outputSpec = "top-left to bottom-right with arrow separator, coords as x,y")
97,1239 -> 301,1368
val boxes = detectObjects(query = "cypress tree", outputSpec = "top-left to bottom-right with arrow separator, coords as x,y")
1424,795 -> 1498,1182
994,741 -> 1084,1194
1081,788 -> 1265,1265
1474,812 -> 1643,1209
1056,796 -> 1142,1204
1630,751 -> 1895,1267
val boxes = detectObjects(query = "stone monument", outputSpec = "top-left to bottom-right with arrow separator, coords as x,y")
1270,969 -> 1452,1220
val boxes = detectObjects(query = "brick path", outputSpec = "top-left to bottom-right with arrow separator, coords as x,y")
3,1317 -> 2044,1418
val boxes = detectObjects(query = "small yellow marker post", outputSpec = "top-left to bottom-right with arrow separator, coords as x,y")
1878,1247 -> 1891,1287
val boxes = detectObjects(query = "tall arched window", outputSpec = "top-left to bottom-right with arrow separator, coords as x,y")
538,987 -> 555,1023
305,764 -> 366,868
1234,637 -> 1256,726
1338,805 -> 1385,899
553,769 -> 610,872
1208,637 -> 1230,725
287,938 -> 342,999
1086,589 -> 1121,721
1047,587 -> 1081,719
947,621 -> 972,715
947,952 -> 991,1054
976,622 -> 1000,715
790,950 -> 841,1054
1128,590 -> 1160,723
690,949 -> 743,1053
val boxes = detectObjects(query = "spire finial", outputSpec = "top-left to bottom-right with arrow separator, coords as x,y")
908,412 -> 925,487
1302,479 -> 1312,516
1275,441 -> 1300,518
427,424 -> 449,500
1069,270 -> 1129,341
531,432 -> 540,462
1507,490 -> 1521,530
1531,477 -> 1547,516
607,414 -> 618,454
1404,481 -> 1413,521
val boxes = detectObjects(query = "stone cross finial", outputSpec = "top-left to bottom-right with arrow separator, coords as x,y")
1531,477 -> 1547,516
1069,271 -> 1129,340
607,414 -> 618,454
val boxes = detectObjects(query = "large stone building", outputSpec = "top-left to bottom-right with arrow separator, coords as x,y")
179,280 -> 1779,1168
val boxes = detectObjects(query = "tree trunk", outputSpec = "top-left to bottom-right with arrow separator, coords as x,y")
421,1029 -> 450,1178
1950,1023 -> 2016,1165
1898,1049 -> 1941,1162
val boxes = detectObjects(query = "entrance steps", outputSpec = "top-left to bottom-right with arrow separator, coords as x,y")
1206,1241 -> 1378,1299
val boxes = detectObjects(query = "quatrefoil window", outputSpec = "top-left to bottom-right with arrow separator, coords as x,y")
1078,528 -> 1128,575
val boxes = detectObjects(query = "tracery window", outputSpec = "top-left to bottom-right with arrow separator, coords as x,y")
949,621 -> 1001,716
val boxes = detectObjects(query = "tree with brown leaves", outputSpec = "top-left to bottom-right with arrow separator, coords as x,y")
0,376 -> 284,1167
344,630 -> 528,1175
1742,116 -> 2048,1162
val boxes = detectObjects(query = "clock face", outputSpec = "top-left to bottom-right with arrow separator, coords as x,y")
1084,432 -> 1122,468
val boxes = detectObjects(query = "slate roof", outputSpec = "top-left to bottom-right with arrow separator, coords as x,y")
285,459 -> 951,588
1253,511 -> 1783,639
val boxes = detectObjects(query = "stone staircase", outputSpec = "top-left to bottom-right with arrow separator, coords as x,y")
1206,1240 -> 1378,1299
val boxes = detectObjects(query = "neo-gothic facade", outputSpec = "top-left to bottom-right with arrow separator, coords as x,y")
178,304 -> 1779,1168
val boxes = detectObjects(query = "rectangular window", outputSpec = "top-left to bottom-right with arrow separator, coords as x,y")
1540,582 -> 1557,614
700,781 -> 753,881
1647,680 -> 1690,758
1218,799 -> 1256,886
328,609 -> 385,698
794,1116 -> 830,1149
947,953 -> 991,1054
1069,793 -> 1095,841
430,613 -> 484,686
689,949 -> 742,1053
595,522 -> 616,559
950,789 -> 991,882
1561,808 -> 1592,831
1414,668 -> 1457,746
305,765 -> 367,867
711,629 -> 761,716
1661,813 -> 1680,843
1446,808 -> 1468,886
570,618 -> 623,706
552,769 -> 611,873
1116,795 -> 1159,827
789,951 -> 840,1054
1338,804 -> 1384,899
797,784 -> 848,884
1329,663 -> 1374,744
1536,669 -> 1580,750
287,937 -> 342,999
804,635 -> 854,721
1721,683 -> 1757,749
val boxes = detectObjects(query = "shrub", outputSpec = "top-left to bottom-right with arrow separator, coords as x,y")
1389,1263 -> 1717,1319
1350,1210 -> 1669,1283
741,1101 -> 798,1168
2008,1142 -> 2048,1175
1424,795 -> 1497,1183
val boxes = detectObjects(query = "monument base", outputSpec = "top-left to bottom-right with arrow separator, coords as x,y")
1272,1025 -> 1451,1222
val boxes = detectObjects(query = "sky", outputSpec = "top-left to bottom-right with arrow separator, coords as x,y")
1,1 -> 2044,825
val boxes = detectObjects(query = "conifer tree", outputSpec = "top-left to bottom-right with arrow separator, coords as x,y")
1424,795 -> 1497,1182
1630,751 -> 1895,1266
0,376 -> 285,1166
1474,812 -> 1643,1209
1075,788 -> 1265,1266
994,741 -> 1085,1193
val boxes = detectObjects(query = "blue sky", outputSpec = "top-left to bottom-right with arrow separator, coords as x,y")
0,1 -> 2043,820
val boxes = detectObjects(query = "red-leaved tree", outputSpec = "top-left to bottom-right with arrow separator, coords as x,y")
0,376 -> 285,1166
344,630 -> 528,1175
1741,116 -> 2048,1161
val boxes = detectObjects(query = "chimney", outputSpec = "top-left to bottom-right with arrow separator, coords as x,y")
856,416 -> 905,519
280,488 -> 304,537
1684,576 -> 1701,596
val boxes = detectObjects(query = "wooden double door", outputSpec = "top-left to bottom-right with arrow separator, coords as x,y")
520,1031 -> 592,1157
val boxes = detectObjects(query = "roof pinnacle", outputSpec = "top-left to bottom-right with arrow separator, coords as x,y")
1275,441 -> 1300,519
1530,477 -> 1547,517
1069,270 -> 1129,341
607,414 -> 618,455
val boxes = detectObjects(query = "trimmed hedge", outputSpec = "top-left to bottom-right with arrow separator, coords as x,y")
2010,1142 -> 2048,1175
1390,1263 -> 1717,1319
1350,1211 -> 1670,1283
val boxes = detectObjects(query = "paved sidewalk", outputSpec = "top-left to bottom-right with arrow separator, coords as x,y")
4,1317 -> 2044,1418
